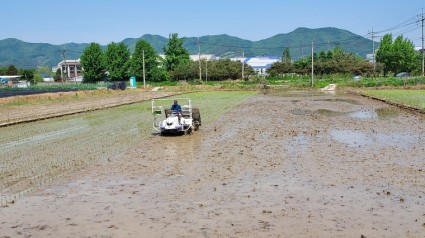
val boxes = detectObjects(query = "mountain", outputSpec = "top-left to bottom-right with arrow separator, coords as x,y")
0,27 -> 374,69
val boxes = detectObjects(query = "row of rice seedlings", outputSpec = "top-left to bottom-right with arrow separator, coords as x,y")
1,93 -> 163,204
0,105 -> 148,205
1,172 -> 60,206
1,91 -> 251,205
361,90 -> 425,109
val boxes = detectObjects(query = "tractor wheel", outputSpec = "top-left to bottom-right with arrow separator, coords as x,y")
164,109 -> 171,118
192,108 -> 201,126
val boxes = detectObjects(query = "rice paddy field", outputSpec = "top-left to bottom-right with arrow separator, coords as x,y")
1,89 -> 424,237
360,89 -> 425,110
0,91 -> 256,205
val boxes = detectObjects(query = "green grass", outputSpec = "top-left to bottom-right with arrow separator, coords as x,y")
0,83 -> 110,91
267,76 -> 425,89
360,90 -> 425,109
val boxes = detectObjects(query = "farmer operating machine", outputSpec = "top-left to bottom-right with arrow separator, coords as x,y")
152,98 -> 201,135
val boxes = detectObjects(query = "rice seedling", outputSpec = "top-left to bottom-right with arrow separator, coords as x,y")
360,90 -> 425,109
0,91 -> 255,205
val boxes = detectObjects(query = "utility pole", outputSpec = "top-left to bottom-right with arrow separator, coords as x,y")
311,42 -> 314,87
142,50 -> 146,89
197,38 -> 202,81
61,48 -> 66,83
421,8 -> 424,77
242,51 -> 245,80
370,27 -> 376,73
205,60 -> 208,82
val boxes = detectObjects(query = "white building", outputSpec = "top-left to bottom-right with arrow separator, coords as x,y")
231,56 -> 280,75
189,54 -> 216,61
366,53 -> 375,63
52,59 -> 83,81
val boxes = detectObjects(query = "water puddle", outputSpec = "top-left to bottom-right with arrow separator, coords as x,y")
347,110 -> 377,119
314,109 -> 344,117
290,109 -> 312,115
347,108 -> 400,120
315,98 -> 362,105
291,108 -> 343,117
285,133 -> 311,155
375,107 -> 400,119
269,91 -> 327,97
330,129 -> 421,148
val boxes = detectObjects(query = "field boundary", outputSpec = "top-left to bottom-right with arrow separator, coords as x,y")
0,91 -> 183,128
347,89 -> 425,115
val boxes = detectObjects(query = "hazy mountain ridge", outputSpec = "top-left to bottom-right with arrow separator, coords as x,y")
0,27 -> 374,68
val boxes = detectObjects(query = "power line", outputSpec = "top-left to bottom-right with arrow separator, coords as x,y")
374,16 -> 420,34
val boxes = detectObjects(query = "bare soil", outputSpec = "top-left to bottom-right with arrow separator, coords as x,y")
1,91 -> 425,237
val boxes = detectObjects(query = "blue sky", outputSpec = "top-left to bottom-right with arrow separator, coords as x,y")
1,0 -> 424,46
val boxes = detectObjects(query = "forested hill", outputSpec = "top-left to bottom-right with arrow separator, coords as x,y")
0,27 -> 374,68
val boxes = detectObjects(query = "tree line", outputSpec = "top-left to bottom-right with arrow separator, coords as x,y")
0,65 -> 52,84
80,33 -> 254,83
3,33 -> 422,85
268,33 -> 422,78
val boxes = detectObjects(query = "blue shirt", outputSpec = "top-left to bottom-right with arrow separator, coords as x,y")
170,104 -> 181,112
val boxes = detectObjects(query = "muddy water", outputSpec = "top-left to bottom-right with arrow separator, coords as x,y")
1,92 -> 424,237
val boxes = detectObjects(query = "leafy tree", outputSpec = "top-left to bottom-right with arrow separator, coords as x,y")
129,39 -> 168,82
20,69 -> 35,81
7,65 -> 18,75
80,42 -> 104,83
281,48 -> 291,63
54,68 -> 62,81
267,62 -> 294,76
104,42 -> 131,81
376,34 -> 419,76
31,75 -> 44,85
170,61 -> 196,80
392,36 -> 418,74
375,34 -> 393,76
163,33 -> 190,73
170,58 -> 254,81
285,47 -> 375,77
36,66 -> 52,77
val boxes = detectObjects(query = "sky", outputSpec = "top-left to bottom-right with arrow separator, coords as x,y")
1,0 -> 424,46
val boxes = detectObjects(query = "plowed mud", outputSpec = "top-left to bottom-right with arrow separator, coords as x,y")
1,92 -> 424,237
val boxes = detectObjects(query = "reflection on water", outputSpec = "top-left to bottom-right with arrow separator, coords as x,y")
315,98 -> 362,105
286,133 -> 310,154
375,107 -> 400,119
330,129 -> 421,148
290,108 -> 343,117
347,110 -> 377,119
290,109 -> 312,115
314,109 -> 344,117
268,90 -> 327,97
347,107 -> 400,120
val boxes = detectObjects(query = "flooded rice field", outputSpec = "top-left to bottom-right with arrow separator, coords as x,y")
1,91 -> 424,237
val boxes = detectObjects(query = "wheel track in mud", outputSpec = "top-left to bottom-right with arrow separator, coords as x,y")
0,91 -> 182,127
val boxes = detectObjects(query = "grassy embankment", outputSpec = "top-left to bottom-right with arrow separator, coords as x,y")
359,90 -> 425,110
